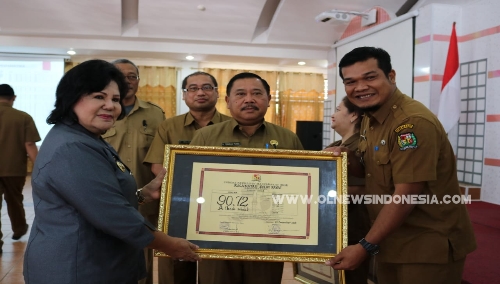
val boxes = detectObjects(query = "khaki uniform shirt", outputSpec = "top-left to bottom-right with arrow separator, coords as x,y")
190,119 -> 304,150
144,110 -> 231,165
359,89 -> 476,263
102,98 -> 165,188
0,102 -> 41,176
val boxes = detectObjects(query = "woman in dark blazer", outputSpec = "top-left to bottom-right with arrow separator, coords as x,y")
23,60 -> 199,284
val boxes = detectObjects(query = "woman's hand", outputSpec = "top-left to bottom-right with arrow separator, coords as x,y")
148,231 -> 201,262
164,236 -> 201,262
141,167 -> 167,203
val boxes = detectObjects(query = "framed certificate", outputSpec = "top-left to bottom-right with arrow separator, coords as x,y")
294,262 -> 342,284
155,145 -> 348,262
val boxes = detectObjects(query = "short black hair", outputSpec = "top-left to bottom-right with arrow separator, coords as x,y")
110,58 -> 139,75
226,72 -> 270,96
46,59 -> 128,124
0,84 -> 15,98
181,72 -> 218,89
338,47 -> 393,80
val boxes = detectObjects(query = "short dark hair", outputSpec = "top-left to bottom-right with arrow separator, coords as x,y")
0,84 -> 15,98
181,72 -> 218,89
226,72 -> 270,96
338,47 -> 393,80
46,59 -> 128,124
110,58 -> 139,75
341,96 -> 363,131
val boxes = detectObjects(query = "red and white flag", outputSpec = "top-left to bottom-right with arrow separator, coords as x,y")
438,22 -> 460,133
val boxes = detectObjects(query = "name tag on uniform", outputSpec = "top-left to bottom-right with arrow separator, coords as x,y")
178,140 -> 191,144
222,142 -> 241,147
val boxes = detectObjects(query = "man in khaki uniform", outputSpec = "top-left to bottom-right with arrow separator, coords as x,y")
102,59 -> 165,284
326,47 -> 476,284
191,72 -> 303,284
144,71 -> 231,284
0,84 -> 40,251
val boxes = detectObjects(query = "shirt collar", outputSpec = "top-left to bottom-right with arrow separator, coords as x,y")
229,118 -> 266,133
183,109 -> 226,127
368,88 -> 404,125
127,97 -> 149,116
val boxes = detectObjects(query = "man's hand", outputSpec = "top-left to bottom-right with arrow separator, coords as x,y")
141,167 -> 167,202
323,146 -> 349,156
325,244 -> 368,270
323,146 -> 365,177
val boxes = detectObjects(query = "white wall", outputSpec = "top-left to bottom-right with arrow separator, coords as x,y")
326,0 -> 500,204
416,1 -> 500,204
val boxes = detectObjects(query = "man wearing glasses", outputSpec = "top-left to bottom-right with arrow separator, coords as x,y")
103,59 -> 165,284
144,71 -> 231,284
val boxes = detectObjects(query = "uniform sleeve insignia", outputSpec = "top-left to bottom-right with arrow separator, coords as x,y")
394,124 -> 414,133
397,132 -> 418,150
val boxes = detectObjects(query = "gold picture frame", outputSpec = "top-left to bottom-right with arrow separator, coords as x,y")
155,145 -> 348,262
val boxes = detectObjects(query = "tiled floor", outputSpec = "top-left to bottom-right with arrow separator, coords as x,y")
0,177 -> 300,284
0,177 -> 32,284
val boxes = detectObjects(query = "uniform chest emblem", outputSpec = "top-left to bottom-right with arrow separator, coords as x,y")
397,132 -> 418,151
116,161 -> 126,172
270,140 -> 279,149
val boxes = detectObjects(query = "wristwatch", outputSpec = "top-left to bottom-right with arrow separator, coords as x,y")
136,188 -> 146,205
359,238 -> 380,255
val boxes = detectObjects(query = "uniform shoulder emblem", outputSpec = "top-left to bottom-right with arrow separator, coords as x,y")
397,132 -> 417,151
146,101 -> 165,113
394,123 -> 414,133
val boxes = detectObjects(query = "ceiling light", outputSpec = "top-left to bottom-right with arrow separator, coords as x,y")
186,55 -> 194,60
67,50 -> 76,55
298,61 -> 306,66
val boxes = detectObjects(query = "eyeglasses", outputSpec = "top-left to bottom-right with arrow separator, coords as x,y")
125,75 -> 139,82
183,85 -> 216,93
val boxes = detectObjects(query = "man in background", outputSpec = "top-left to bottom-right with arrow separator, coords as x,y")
0,84 -> 40,252
144,71 -> 231,284
102,59 -> 165,284
190,72 -> 303,284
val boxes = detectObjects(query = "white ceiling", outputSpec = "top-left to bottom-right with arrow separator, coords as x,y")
0,0 -> 476,72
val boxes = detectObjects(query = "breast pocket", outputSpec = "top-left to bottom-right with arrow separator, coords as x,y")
139,128 -> 155,148
374,150 -> 392,187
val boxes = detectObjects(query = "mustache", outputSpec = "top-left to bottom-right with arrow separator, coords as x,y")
241,104 -> 259,111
